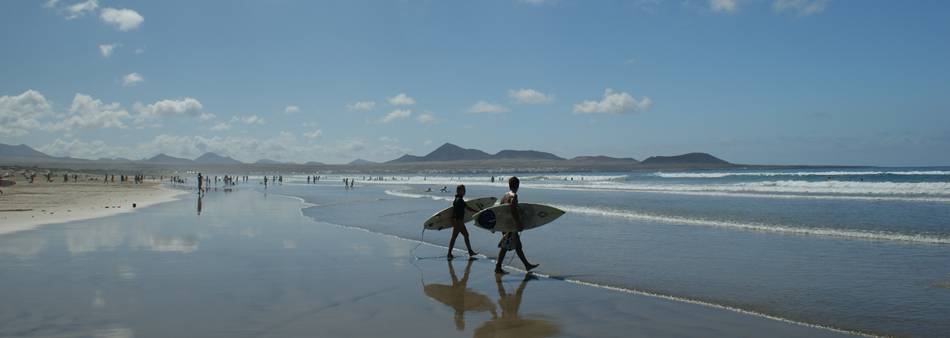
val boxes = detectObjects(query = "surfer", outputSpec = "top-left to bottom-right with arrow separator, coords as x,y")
495,177 -> 539,274
448,185 -> 479,260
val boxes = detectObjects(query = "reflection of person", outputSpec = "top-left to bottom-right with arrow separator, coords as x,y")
196,195 -> 203,216
423,259 -> 495,331
495,177 -> 538,274
473,274 -> 559,338
448,185 -> 478,259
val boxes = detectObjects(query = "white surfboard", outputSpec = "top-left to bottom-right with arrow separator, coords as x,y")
472,203 -> 565,233
423,197 -> 497,231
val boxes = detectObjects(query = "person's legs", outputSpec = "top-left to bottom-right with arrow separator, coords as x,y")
459,225 -> 477,256
495,247 -> 508,274
512,234 -> 539,271
448,221 -> 461,259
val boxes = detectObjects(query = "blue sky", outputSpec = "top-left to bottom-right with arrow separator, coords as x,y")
1,0 -> 948,165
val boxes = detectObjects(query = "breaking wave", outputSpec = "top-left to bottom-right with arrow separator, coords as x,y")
653,170 -> 950,178
384,190 -> 950,245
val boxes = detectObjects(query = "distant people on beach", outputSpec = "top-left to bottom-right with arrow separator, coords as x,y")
495,176 -> 539,274
447,185 -> 479,259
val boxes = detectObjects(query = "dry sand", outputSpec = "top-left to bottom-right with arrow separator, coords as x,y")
0,177 -> 183,236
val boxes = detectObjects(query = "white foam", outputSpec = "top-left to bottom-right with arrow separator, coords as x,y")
654,170 -> 950,178
383,190 -> 950,245
289,194 -> 879,338
552,204 -> 950,245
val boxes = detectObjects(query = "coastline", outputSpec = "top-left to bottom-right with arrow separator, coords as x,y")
0,189 -> 862,337
0,180 -> 185,236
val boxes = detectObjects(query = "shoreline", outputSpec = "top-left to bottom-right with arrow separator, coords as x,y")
281,193 -> 874,338
0,187 -> 863,337
0,180 -> 185,236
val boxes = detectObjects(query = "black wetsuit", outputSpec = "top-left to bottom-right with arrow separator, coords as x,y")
452,196 -> 466,221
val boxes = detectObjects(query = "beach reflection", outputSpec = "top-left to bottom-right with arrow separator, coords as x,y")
423,260 -> 560,337
424,259 -> 496,330
473,274 -> 560,338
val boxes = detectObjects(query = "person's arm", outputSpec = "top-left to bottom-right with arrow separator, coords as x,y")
509,194 -> 524,231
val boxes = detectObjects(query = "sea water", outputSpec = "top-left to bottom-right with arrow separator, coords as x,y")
281,167 -> 950,337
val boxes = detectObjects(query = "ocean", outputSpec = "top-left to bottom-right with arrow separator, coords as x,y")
280,167 -> 950,337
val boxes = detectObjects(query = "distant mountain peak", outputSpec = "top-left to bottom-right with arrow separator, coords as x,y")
194,152 -> 243,165
0,143 -> 51,158
349,158 -> 377,165
143,153 -> 194,164
641,153 -> 729,165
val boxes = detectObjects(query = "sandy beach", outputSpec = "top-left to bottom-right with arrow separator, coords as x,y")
0,176 -> 184,236
0,187 -> 864,337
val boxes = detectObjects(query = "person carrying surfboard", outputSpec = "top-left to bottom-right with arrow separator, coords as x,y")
448,185 -> 479,259
495,177 -> 539,274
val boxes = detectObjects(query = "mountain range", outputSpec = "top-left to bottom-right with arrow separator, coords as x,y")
0,142 -> 733,170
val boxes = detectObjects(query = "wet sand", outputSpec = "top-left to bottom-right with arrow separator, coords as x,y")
0,189 -> 862,337
0,178 -> 183,236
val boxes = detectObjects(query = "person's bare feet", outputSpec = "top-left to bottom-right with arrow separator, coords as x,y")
446,253 -> 455,260
468,251 -> 478,257
495,267 -> 508,275
526,263 -> 540,271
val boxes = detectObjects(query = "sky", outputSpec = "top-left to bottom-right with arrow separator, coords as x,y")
1,0 -> 949,166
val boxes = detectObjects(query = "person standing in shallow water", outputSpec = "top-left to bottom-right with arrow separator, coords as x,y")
495,177 -> 539,274
448,185 -> 479,260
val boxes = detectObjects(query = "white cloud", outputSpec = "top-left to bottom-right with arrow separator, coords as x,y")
231,115 -> 264,125
44,0 -> 61,8
284,105 -> 300,113
210,122 -> 231,131
122,73 -> 144,87
40,138 -> 129,160
378,136 -> 398,143
303,128 -> 323,139
100,8 -> 144,31
423,139 -> 433,146
468,101 -> 509,114
710,0 -> 738,13
38,133 -> 409,164
572,89 -> 652,114
65,0 -> 98,19
134,47 -> 145,54
0,90 -> 53,137
49,93 -> 130,131
773,0 -> 828,15
387,93 -> 415,106
346,100 -> 376,111
98,43 -> 118,57
133,97 -> 211,122
379,109 -> 411,123
508,88 -> 554,104
416,112 -> 435,124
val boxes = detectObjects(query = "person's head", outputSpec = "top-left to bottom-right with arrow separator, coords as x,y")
508,176 -> 520,192
456,184 -> 466,197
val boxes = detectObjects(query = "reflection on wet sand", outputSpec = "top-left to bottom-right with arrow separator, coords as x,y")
197,195 -> 203,215
474,274 -> 560,338
424,259 -> 496,330
424,259 -> 560,337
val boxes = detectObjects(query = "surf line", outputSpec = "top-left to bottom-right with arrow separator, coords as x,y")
367,179 -> 950,204
383,189 -> 950,245
282,192 -> 880,338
